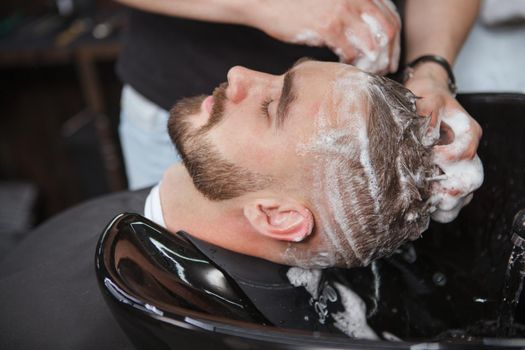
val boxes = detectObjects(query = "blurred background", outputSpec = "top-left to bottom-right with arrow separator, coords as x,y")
0,0 -> 523,254
0,0 -> 125,251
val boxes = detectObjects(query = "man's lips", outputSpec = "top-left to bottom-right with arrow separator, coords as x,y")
203,95 -> 214,114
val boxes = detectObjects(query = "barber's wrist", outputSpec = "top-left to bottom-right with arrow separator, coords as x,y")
409,63 -> 450,89
403,65 -> 454,103
237,0 -> 269,28
403,55 -> 457,95
209,0 -> 264,27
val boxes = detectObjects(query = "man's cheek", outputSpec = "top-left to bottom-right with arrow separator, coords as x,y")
244,145 -> 280,173
218,130 -> 273,170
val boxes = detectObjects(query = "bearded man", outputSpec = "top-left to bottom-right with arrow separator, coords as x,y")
0,60 -> 483,348
152,59 -> 481,268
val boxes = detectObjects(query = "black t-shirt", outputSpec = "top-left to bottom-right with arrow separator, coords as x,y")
116,9 -> 337,111
117,1 -> 404,111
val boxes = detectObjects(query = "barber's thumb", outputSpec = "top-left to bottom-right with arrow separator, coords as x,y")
416,96 -> 441,127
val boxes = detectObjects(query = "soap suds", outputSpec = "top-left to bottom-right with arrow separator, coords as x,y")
326,161 -> 361,260
422,117 -> 442,147
382,331 -> 402,341
372,0 -> 401,72
396,154 -> 410,204
344,11 -> 399,74
291,70 -> 407,267
287,267 -> 322,299
429,111 -> 484,223
293,71 -> 374,267
368,261 -> 381,317
287,68 -> 437,268
293,29 -> 323,46
286,267 -> 378,340
356,117 -> 382,215
332,282 -> 379,339
294,0 -> 401,74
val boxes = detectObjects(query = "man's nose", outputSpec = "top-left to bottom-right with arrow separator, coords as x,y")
226,66 -> 271,103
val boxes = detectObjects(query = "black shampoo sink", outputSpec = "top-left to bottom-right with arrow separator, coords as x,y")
96,93 -> 525,349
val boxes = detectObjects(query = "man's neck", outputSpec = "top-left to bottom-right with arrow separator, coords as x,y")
159,163 -> 280,260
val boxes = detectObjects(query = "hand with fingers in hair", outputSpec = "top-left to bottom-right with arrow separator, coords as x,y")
248,0 -> 401,74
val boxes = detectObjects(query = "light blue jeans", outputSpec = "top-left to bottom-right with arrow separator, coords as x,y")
119,85 -> 181,190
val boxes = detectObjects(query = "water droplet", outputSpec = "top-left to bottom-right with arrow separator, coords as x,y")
433,272 -> 447,286
473,297 -> 488,303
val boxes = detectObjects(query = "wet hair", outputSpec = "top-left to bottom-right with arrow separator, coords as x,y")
317,74 -> 438,267
169,73 -> 437,268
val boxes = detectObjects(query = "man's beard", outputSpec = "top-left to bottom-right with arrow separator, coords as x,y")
167,83 -> 270,201
170,82 -> 228,138
168,82 -> 227,165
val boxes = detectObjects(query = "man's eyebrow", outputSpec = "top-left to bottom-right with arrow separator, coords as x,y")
276,70 -> 297,128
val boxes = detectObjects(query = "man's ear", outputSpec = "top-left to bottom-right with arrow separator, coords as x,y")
243,198 -> 314,242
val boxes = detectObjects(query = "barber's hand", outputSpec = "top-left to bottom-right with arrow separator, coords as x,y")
404,65 -> 482,159
248,0 -> 401,74
405,64 -> 483,223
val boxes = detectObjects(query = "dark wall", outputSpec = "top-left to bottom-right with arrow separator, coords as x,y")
0,60 -> 123,221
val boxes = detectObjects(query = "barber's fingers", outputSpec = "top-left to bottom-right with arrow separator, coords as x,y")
327,34 -> 359,64
256,0 -> 401,73
341,17 -> 378,62
360,0 -> 400,47
430,183 -> 475,223
388,30 -> 401,73
357,1 -> 400,73
323,4 -> 373,64
316,0 -> 400,72
430,196 -> 468,223
408,79 -> 483,162
343,14 -> 397,74
434,110 -> 482,162
464,116 -> 482,159
374,0 -> 400,25
414,93 -> 445,130
442,119 -> 481,161
433,127 -> 480,162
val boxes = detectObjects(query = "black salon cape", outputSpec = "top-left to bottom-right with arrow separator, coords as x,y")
0,190 -> 150,349
1,187 -> 487,349
184,233 -> 345,334
0,189 -> 344,349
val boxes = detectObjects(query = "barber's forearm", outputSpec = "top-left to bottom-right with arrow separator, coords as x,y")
114,0 -> 258,25
404,0 -> 480,65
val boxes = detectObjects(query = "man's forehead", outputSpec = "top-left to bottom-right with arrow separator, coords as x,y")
312,68 -> 371,127
291,59 -> 363,76
296,72 -> 370,156
291,61 -> 370,105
